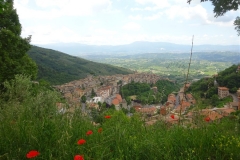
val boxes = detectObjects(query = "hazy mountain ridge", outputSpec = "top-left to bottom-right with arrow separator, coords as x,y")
37,41 -> 240,56
27,46 -> 133,85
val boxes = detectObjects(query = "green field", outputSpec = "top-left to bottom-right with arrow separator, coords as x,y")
81,52 -> 237,84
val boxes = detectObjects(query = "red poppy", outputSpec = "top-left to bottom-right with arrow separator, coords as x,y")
86,130 -> 93,136
205,117 -> 210,122
26,150 -> 40,158
77,139 -> 86,145
105,115 -> 111,119
170,114 -> 175,119
74,155 -> 84,160
98,128 -> 103,133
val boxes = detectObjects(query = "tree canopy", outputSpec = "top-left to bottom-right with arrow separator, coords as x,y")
0,0 -> 37,85
188,0 -> 240,35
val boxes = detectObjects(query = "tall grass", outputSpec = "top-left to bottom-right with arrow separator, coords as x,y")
0,75 -> 240,159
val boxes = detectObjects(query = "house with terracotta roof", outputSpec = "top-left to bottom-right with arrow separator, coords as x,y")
134,106 -> 157,116
160,107 -> 167,115
104,94 -> 123,110
186,93 -> 196,104
167,94 -> 176,105
200,109 -> 223,122
175,101 -> 191,114
218,87 -> 229,98
165,114 -> 179,125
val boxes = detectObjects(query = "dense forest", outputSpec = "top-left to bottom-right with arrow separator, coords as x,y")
27,46 -> 133,85
120,80 -> 180,104
216,64 -> 240,93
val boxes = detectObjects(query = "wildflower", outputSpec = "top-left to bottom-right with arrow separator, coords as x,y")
170,114 -> 174,119
105,115 -> 111,119
205,117 -> 210,122
86,130 -> 93,136
74,155 -> 84,160
98,128 -> 103,133
77,139 -> 86,145
26,150 -> 40,158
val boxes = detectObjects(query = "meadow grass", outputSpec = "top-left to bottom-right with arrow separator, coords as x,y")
0,75 -> 240,160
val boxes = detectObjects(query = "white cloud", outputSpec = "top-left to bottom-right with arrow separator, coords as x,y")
14,0 -> 112,19
165,4 -> 235,27
93,28 -> 117,36
122,22 -> 141,30
135,0 -> 170,8
144,12 -> 163,20
129,15 -> 142,20
165,5 -> 208,21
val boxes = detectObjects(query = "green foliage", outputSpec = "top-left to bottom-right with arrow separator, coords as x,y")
0,0 -> 37,85
120,80 -> 179,105
121,82 -> 151,97
27,46 -> 133,85
155,80 -> 180,103
234,16 -> 240,36
0,0 -> 9,13
216,64 -> 240,93
91,88 -> 96,98
81,95 -> 86,103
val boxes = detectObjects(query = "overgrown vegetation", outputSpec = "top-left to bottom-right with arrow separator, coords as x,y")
1,75 -> 240,159
120,80 -> 180,104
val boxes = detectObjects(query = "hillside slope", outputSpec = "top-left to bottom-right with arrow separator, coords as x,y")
27,46 -> 133,84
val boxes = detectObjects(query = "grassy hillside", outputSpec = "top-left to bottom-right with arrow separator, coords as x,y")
27,46 -> 133,85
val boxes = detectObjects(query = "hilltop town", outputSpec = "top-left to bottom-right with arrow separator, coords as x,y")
55,72 -> 162,105
55,69 -> 240,126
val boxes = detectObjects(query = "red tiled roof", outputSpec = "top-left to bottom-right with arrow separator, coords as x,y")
218,87 -> 229,91
186,94 -> 193,99
200,110 -> 223,121
112,98 -> 120,105
116,94 -> 122,103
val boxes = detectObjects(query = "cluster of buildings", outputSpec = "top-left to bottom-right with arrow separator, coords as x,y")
55,72 -> 162,108
55,70 -> 240,127
161,85 -> 240,125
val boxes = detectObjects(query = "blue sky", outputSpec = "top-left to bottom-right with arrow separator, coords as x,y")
14,0 -> 240,45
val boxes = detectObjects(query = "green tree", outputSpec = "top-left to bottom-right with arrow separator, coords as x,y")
91,88 -> 96,98
188,0 -> 240,35
0,0 -> 37,85
81,95 -> 86,103
234,17 -> 240,36
0,0 -> 9,13
211,94 -> 219,106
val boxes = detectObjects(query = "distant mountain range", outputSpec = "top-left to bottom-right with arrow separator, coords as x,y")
36,41 -> 240,56
27,46 -> 133,85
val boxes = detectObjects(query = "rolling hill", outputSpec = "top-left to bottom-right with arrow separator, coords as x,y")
37,41 -> 240,56
27,46 -> 133,85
